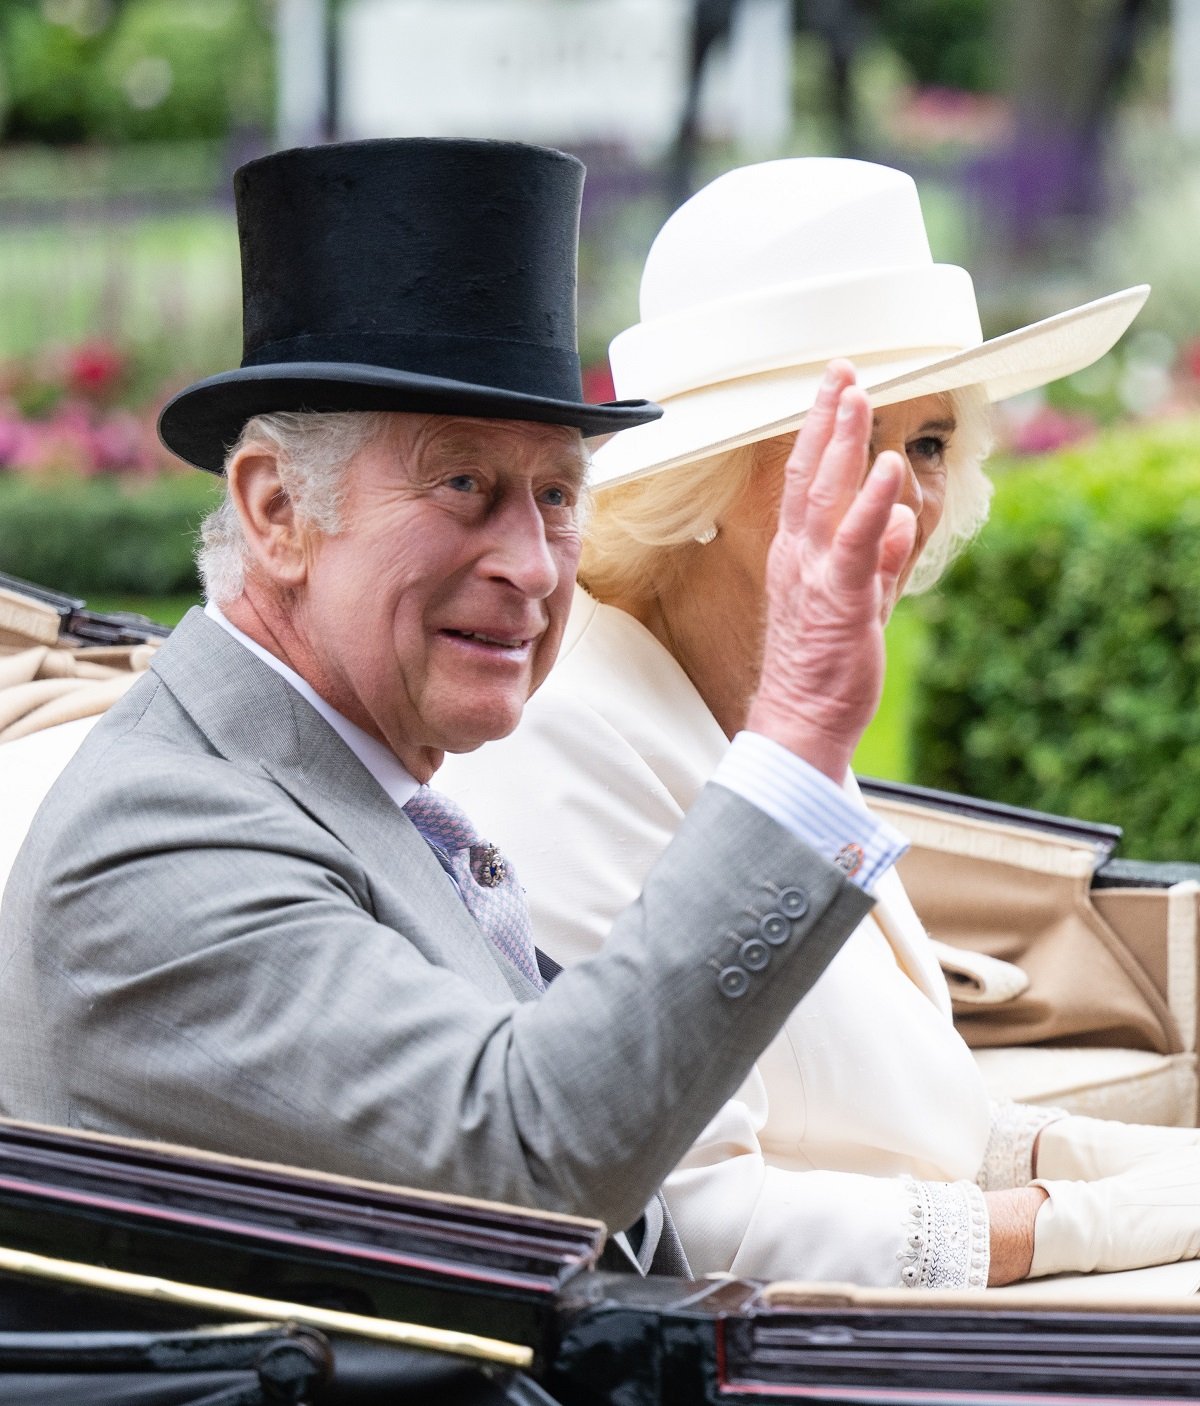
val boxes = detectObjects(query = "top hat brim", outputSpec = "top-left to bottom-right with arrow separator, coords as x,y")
159,363 -> 662,473
590,286 -> 1149,491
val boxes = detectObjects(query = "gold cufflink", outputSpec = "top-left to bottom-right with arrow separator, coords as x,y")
834,843 -> 865,877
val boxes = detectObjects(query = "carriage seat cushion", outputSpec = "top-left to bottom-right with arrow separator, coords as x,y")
0,716 -> 100,906
973,1045 -> 1198,1128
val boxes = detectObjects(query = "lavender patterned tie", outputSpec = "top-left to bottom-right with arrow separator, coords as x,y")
403,785 -> 544,990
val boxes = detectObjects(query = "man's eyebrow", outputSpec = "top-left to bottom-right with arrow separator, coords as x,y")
555,451 -> 590,489
422,431 -> 589,485
421,433 -> 489,468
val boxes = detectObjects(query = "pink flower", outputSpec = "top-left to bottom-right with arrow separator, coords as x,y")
582,364 -> 616,404
91,411 -> 150,473
1007,406 -> 1097,456
1178,338 -> 1200,385
0,414 -> 27,467
65,341 -> 127,399
27,418 -> 96,475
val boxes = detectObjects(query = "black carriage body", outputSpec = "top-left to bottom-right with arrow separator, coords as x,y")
0,1120 -> 1199,1405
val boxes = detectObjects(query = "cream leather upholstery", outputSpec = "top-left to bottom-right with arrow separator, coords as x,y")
0,717 -> 99,905
974,1046 -> 1197,1128
867,791 -> 1200,1131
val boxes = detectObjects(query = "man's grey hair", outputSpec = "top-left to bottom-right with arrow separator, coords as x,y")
197,411 -> 392,605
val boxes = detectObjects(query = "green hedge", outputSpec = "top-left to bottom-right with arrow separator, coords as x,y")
912,418 -> 1200,862
0,471 -> 221,597
1,0 -> 271,146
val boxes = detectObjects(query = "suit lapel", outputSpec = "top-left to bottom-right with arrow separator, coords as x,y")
150,610 -> 533,1001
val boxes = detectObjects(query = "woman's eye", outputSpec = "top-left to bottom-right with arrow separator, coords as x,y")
447,474 -> 479,493
909,436 -> 947,466
541,485 -> 569,508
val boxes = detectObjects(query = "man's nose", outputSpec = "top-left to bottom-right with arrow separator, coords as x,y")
484,493 -> 560,597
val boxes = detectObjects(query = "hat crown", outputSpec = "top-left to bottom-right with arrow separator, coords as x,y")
639,159 -> 934,322
611,158 -> 979,406
158,137 -> 663,472
236,138 -> 583,373
592,156 -> 1148,492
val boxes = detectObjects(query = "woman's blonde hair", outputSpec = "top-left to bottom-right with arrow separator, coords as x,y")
580,385 -> 995,608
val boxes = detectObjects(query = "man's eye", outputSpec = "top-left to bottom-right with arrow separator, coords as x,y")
447,474 -> 478,493
541,485 -> 571,508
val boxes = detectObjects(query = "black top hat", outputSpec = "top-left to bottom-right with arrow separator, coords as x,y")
158,138 -> 661,472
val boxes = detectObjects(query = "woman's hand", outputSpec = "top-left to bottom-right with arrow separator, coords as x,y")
1029,1152 -> 1200,1277
987,1118 -> 1200,1283
1036,1114 -> 1200,1181
747,360 -> 916,781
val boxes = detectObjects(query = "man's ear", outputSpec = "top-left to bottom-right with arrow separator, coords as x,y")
227,446 -> 310,588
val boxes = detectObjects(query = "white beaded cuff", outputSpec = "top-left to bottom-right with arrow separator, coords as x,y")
898,1179 -> 990,1290
977,1099 -> 1069,1192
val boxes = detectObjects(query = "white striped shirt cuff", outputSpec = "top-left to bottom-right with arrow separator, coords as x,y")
712,731 -> 907,894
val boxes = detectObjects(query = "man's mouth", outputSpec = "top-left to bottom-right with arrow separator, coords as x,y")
444,629 -> 532,649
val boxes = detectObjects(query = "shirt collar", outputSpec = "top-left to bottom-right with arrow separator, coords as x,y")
204,599 -> 420,811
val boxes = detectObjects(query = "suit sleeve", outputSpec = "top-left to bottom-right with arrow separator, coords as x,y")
443,690 -> 991,1287
4,729 -> 871,1237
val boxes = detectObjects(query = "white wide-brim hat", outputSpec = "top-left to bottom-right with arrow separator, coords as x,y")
590,158 -> 1149,491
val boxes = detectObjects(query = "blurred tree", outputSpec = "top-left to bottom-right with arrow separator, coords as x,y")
88,0 -> 271,142
988,0 -> 1165,251
667,0 -> 737,206
0,0 -> 105,143
0,0 -> 272,144
668,0 -> 877,199
872,0 -> 998,92
800,0 -> 874,153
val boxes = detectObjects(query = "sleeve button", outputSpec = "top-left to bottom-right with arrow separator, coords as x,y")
739,938 -> 770,972
717,965 -> 750,998
759,911 -> 790,945
778,887 -> 809,918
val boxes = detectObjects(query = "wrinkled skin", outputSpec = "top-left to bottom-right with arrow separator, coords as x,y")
225,414 -> 588,782
637,377 -> 952,754
224,377 -> 909,786
746,361 -> 915,781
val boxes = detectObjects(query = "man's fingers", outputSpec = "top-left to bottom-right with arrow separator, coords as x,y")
878,504 -> 918,603
826,450 -> 907,595
779,360 -> 857,535
801,385 -> 873,550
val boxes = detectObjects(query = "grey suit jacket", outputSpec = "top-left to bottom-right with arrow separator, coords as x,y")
0,610 -> 872,1234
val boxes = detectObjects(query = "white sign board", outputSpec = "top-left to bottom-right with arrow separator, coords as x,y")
338,0 -> 790,154
1173,0 -> 1200,135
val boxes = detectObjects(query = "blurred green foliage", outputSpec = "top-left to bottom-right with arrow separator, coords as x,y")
0,470 -> 221,595
912,418 -> 1200,861
873,0 -> 1000,92
853,599 -> 925,782
87,591 -> 197,625
0,0 -> 271,144
0,209 -> 240,370
2,2 -> 96,142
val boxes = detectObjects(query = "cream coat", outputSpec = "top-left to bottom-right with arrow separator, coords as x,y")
441,587 -> 994,1286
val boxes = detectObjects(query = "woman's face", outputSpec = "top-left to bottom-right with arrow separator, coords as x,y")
867,392 -> 955,602
748,391 -> 954,607
651,389 -> 960,732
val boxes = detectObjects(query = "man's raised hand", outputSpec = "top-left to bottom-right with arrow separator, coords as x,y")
747,361 -> 917,781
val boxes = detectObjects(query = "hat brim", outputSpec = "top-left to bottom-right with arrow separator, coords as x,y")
589,285 -> 1150,491
158,363 -> 663,473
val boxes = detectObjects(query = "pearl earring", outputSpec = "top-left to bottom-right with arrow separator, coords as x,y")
695,524 -> 719,545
